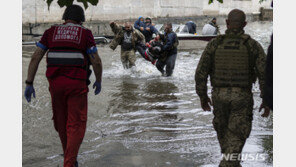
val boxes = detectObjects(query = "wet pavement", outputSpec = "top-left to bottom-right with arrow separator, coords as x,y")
22,21 -> 273,167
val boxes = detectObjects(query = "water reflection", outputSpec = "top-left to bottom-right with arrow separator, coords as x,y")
22,21 -> 273,167
141,80 -> 180,143
142,80 -> 179,110
107,78 -> 140,114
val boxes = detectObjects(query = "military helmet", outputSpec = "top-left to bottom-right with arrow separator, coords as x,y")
62,5 -> 85,23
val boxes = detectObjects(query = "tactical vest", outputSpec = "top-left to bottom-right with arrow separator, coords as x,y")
118,30 -> 138,51
121,31 -> 133,51
211,34 -> 256,88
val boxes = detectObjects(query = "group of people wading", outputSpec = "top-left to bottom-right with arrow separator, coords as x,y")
109,17 -> 179,77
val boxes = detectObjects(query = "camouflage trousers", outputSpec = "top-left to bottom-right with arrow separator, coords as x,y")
121,49 -> 136,69
212,87 -> 253,167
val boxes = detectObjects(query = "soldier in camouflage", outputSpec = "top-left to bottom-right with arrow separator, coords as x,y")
109,22 -> 145,69
195,9 -> 270,167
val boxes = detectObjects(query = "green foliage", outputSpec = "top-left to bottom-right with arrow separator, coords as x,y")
57,0 -> 74,8
45,0 -> 99,9
46,0 -> 54,9
208,0 -> 267,4
47,0 -> 267,9
208,0 -> 223,4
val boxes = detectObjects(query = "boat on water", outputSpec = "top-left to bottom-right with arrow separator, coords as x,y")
177,34 -> 216,50
94,24 -> 216,50
23,24 -> 216,50
158,24 -> 217,50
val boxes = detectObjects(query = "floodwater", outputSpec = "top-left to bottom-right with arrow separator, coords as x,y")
22,21 -> 273,167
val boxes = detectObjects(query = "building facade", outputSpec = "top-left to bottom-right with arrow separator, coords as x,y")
23,0 -> 272,23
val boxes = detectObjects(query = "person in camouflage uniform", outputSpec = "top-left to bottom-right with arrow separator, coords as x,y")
195,9 -> 270,167
109,22 -> 145,69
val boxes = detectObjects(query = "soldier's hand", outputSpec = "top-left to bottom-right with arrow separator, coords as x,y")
259,103 -> 270,117
201,97 -> 212,112
146,27 -> 150,31
140,27 -> 144,31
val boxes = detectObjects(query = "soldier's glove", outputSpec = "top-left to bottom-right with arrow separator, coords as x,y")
93,81 -> 102,95
201,97 -> 212,112
259,103 -> 270,117
24,85 -> 36,102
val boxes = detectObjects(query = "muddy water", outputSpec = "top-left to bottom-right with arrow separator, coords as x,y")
22,21 -> 273,167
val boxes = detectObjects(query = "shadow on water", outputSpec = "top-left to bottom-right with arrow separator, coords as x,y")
103,77 -> 181,138
22,21 -> 273,167
106,78 -> 140,114
88,78 -> 194,166
140,79 -> 181,141
107,78 -> 180,113
142,79 -> 179,111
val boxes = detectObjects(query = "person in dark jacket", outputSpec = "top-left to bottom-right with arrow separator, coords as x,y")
185,21 -> 197,34
156,23 -> 179,77
134,16 -> 145,33
263,36 -> 273,110
142,17 -> 159,42
209,17 -> 220,35
263,1 -> 273,110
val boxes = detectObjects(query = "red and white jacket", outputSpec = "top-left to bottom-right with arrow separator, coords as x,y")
37,22 -> 97,80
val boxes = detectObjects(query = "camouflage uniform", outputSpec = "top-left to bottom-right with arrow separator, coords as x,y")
195,29 -> 266,167
109,23 -> 145,68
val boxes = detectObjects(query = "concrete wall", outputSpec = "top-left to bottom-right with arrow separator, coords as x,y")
260,7 -> 273,21
22,13 -> 263,39
22,0 -> 272,40
23,0 -> 272,23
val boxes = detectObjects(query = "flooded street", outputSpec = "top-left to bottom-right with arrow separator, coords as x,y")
22,21 -> 273,167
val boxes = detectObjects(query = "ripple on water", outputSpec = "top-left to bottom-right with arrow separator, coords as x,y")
23,21 -> 273,167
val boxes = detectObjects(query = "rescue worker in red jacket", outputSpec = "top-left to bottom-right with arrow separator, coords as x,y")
24,5 -> 103,167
